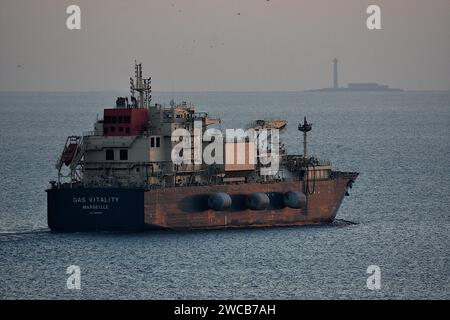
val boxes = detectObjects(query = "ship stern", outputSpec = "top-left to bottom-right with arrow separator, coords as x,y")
47,187 -> 146,232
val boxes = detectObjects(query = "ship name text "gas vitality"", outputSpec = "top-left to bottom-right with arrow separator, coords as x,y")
72,197 -> 119,204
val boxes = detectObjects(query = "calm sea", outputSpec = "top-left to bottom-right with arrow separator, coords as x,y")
0,91 -> 449,299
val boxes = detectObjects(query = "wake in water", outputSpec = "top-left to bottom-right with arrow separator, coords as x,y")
331,219 -> 358,226
0,227 -> 50,242
0,226 -> 50,235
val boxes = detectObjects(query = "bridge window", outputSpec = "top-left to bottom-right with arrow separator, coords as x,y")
106,149 -> 114,160
150,136 -> 161,148
120,149 -> 128,160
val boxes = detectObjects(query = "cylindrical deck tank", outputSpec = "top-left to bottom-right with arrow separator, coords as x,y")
246,192 -> 270,210
283,191 -> 307,209
208,192 -> 232,211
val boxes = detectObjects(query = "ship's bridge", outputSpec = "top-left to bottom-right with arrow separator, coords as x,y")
102,108 -> 148,136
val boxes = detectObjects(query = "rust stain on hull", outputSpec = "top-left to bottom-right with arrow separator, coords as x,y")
144,174 -> 357,230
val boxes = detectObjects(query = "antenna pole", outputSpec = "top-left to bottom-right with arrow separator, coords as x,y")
298,117 -> 312,159
130,61 -> 152,109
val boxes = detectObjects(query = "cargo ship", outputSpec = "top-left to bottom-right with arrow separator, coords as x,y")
47,62 -> 358,231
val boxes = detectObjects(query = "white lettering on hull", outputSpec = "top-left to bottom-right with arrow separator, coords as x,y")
72,197 -> 119,204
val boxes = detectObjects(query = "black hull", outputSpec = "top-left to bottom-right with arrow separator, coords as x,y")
47,188 -> 145,232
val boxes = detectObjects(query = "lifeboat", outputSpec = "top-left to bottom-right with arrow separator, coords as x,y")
61,144 -> 78,166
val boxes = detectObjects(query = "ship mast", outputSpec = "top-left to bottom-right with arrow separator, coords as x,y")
130,60 -> 152,108
298,117 -> 312,159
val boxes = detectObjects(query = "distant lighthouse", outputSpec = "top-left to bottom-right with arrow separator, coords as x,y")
333,58 -> 338,89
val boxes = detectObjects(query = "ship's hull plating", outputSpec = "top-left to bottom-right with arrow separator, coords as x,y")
47,174 -> 357,232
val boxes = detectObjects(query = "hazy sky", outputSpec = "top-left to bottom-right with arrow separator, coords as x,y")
1,0 -> 450,91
